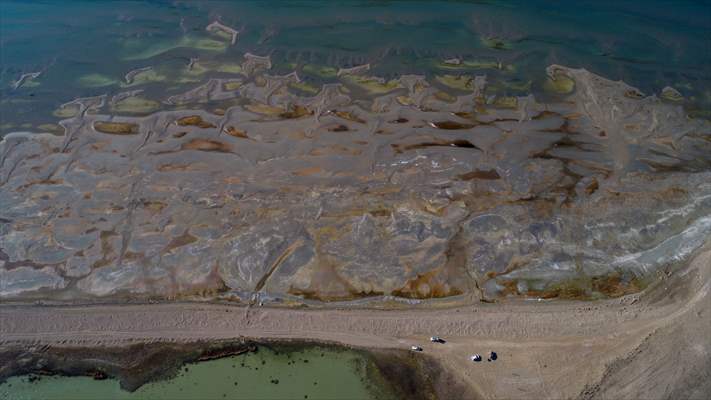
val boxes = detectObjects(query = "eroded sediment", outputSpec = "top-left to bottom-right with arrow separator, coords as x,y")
1,60 -> 709,304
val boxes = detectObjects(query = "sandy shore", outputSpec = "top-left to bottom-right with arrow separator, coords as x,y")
2,244 -> 709,399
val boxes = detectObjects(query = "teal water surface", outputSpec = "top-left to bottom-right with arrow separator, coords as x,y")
1,0 -> 710,134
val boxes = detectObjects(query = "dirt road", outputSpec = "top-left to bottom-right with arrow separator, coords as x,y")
2,245 -> 709,399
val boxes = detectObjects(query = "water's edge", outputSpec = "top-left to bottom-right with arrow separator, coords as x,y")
0,338 -> 475,400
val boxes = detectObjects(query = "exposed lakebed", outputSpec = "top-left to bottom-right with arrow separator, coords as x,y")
1,1 -> 710,306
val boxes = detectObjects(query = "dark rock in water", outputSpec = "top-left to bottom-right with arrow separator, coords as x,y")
91,371 -> 108,380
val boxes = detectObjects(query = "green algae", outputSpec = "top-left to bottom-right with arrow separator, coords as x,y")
543,75 -> 575,94
77,73 -> 119,88
301,64 -> 338,79
502,79 -> 532,92
207,29 -> 235,43
121,69 -> 167,87
660,86 -> 684,102
435,74 -> 475,91
0,346 -> 393,400
123,36 -> 227,61
37,123 -> 64,134
178,61 -> 243,83
110,96 -> 160,114
215,63 -> 243,74
52,104 -> 80,118
340,75 -> 400,95
289,81 -> 320,94
435,59 -> 515,72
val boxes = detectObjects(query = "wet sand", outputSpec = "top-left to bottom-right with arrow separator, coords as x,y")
2,243 -> 709,399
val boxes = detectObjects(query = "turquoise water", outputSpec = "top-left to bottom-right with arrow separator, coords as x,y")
0,346 -> 392,400
1,0 -> 710,134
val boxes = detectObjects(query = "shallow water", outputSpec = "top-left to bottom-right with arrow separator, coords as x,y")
0,346 -> 390,400
1,0 -> 710,134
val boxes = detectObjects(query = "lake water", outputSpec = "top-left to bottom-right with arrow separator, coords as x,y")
1,0 -> 710,135
0,346 -> 393,400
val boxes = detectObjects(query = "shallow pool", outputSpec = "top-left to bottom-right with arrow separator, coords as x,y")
0,346 -> 393,400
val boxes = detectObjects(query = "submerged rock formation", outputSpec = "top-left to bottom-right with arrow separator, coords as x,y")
1,62 -> 709,304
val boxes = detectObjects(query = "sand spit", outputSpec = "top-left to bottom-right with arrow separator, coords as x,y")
1,244 -> 709,399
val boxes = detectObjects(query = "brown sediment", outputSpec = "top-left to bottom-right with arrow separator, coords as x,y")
180,139 -> 232,153
328,124 -> 350,132
457,169 -> 501,180
584,178 -> 599,195
391,268 -> 464,299
497,272 -> 644,300
368,208 -> 391,217
157,163 -> 196,172
427,121 -> 475,130
279,105 -> 312,119
93,121 -> 139,135
391,139 -> 481,153
308,145 -> 362,156
176,116 -> 216,129
16,178 -> 64,192
224,126 -> 249,139
591,273 -> 642,298
452,111 -> 473,118
288,286 -> 384,302
532,110 -> 560,120
245,103 -> 284,116
332,110 -> 366,123
162,230 -> 198,255
141,200 -> 167,215
292,166 -> 324,176
91,230 -> 119,269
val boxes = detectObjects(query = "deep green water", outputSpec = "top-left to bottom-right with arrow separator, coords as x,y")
1,0 -> 710,134
0,346 -> 392,400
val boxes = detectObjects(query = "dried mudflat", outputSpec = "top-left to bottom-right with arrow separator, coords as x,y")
1,61 -> 709,306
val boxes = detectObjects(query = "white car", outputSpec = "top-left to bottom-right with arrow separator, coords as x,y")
430,336 -> 445,343
470,354 -> 482,362
410,345 -> 423,352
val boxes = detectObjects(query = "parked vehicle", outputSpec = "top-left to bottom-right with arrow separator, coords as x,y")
470,354 -> 482,362
410,345 -> 423,352
430,336 -> 445,343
